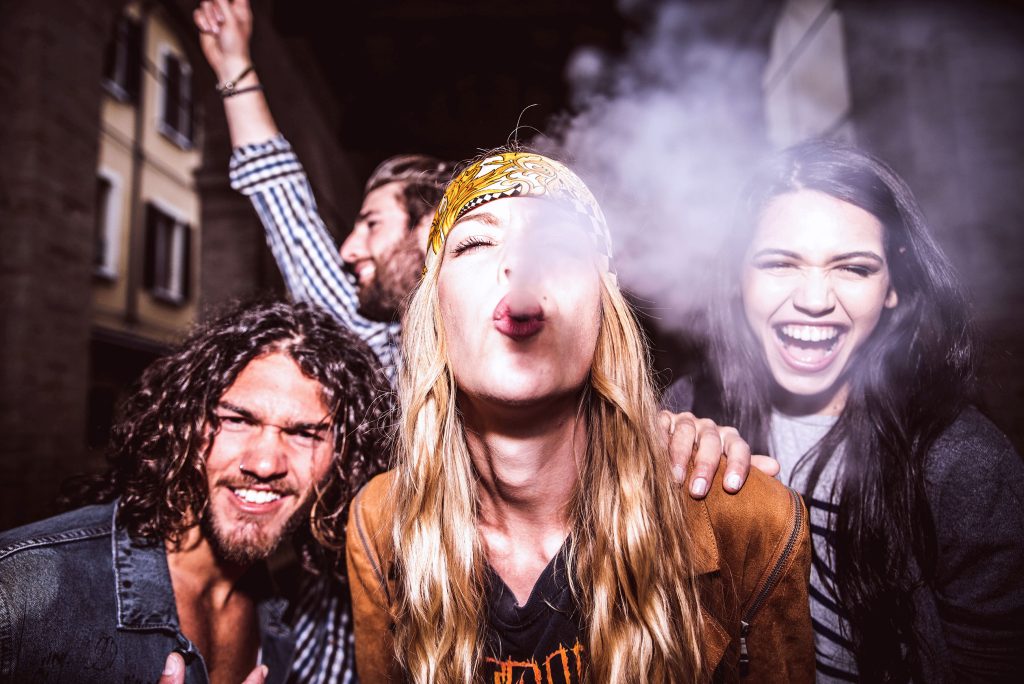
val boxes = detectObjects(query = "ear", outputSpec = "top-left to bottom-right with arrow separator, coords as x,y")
884,286 -> 899,309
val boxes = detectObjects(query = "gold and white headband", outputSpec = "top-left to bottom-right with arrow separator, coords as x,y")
424,152 -> 614,280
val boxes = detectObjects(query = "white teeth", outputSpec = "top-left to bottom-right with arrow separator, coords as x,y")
779,325 -> 840,342
233,488 -> 282,505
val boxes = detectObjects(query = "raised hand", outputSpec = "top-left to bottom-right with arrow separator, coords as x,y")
193,0 -> 253,83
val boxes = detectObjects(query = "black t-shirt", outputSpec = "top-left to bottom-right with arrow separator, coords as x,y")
483,543 -> 586,683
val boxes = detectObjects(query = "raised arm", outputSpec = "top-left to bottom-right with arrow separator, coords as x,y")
194,1 -> 394,366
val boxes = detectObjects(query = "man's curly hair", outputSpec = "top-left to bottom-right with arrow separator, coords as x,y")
71,301 -> 394,577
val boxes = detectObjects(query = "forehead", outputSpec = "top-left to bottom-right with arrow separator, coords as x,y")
753,190 -> 885,254
360,182 -> 406,215
452,197 -> 588,234
220,352 -> 329,418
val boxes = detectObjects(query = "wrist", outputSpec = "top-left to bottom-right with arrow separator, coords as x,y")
216,56 -> 253,83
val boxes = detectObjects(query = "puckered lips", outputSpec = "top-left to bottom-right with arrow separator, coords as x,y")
772,322 -> 848,373
222,481 -> 295,515
493,293 -> 545,340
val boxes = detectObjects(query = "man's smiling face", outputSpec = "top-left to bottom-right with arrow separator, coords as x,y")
201,352 -> 334,565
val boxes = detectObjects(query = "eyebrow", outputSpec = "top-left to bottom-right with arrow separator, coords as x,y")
751,248 -> 884,264
451,210 -> 500,230
217,401 -> 331,432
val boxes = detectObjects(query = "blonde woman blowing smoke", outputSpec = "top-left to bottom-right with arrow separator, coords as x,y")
347,151 -> 814,682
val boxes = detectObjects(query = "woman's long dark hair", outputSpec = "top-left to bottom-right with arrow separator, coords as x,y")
708,139 -> 976,681
64,300 -> 394,577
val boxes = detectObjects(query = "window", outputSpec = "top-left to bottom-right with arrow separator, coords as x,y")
102,14 -> 142,103
143,202 -> 191,305
93,172 -> 121,279
159,50 -> 194,148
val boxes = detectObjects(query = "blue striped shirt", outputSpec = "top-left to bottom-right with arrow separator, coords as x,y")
230,136 -> 400,683
229,135 -> 402,384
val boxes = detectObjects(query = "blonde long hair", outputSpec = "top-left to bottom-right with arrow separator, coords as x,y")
392,235 -> 705,682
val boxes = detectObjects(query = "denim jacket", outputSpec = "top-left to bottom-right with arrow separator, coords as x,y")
0,501 -> 296,684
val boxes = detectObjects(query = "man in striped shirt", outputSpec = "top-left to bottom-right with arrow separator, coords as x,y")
196,1 -> 772,681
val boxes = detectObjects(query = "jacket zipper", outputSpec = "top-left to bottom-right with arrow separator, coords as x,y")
738,486 -> 804,677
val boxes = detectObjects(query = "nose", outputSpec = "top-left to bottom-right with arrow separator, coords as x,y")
238,427 -> 289,481
792,269 -> 836,315
339,225 -> 369,265
498,234 -> 542,286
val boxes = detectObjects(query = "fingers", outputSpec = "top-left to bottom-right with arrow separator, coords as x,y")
197,1 -> 223,35
157,652 -> 185,684
663,411 -> 698,492
241,665 -> 269,684
751,454 -> 781,478
656,411 -> 673,451
211,0 -> 229,23
664,412 -> 765,498
687,418 -> 724,498
719,427 -> 752,493
193,8 -> 209,33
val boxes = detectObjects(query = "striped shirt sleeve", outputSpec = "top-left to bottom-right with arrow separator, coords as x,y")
228,136 -> 401,381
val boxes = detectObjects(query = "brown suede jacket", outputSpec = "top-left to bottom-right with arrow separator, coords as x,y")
346,464 -> 814,683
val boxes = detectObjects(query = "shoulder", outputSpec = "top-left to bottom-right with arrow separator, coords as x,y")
685,461 -> 809,609
690,461 -> 803,564
347,471 -> 397,572
928,406 -> 1019,469
0,502 -> 115,562
924,407 -> 1024,507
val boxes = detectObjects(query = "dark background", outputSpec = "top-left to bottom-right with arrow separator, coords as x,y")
1,0 -> 1022,530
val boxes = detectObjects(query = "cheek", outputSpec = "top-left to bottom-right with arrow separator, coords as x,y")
741,272 -> 773,329
839,280 -> 893,329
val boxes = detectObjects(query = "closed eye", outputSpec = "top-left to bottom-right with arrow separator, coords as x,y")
284,427 -> 326,442
753,259 -> 797,271
838,264 -> 878,277
451,235 -> 495,255
216,414 -> 253,429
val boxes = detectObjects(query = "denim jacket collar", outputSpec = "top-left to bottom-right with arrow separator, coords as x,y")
110,502 -> 295,670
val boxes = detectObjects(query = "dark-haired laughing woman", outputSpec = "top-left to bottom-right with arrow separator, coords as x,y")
673,139 -> 1024,682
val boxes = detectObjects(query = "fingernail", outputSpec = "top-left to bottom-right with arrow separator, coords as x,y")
725,473 -> 742,491
672,464 -> 685,483
163,653 -> 181,676
691,477 -> 708,497
261,665 -> 269,677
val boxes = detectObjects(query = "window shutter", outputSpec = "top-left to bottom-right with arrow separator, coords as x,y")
124,18 -> 142,102
143,203 -> 157,291
181,224 -> 192,301
181,66 -> 193,143
163,55 -> 181,132
94,176 -> 113,269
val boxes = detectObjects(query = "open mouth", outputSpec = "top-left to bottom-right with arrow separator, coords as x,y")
231,487 -> 285,506
773,323 -> 846,368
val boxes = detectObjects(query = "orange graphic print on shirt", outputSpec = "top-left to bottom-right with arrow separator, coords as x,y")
484,640 -> 585,684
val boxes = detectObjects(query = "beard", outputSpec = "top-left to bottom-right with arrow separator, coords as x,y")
200,487 -> 314,567
356,232 -> 425,322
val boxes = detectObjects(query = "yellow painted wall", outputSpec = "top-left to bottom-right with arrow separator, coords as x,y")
93,2 -> 201,343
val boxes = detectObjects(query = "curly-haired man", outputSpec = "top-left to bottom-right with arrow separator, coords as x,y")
0,302 -> 392,684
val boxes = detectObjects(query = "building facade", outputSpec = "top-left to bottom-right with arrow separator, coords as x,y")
0,0 -> 361,530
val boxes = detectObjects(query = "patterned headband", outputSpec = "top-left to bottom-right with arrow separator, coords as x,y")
424,152 -> 615,280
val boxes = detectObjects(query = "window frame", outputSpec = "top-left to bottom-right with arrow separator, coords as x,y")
156,44 -> 195,150
93,168 -> 123,281
142,198 -> 192,306
101,13 -> 143,104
